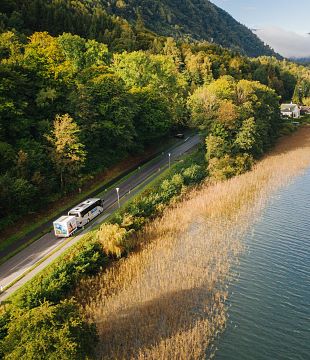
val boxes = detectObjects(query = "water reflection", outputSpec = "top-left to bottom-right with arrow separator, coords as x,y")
216,169 -> 310,360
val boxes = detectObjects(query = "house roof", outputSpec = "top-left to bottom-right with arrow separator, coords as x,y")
280,103 -> 299,112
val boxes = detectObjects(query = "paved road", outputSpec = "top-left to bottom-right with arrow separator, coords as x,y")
0,133 -> 195,260
0,134 -> 200,301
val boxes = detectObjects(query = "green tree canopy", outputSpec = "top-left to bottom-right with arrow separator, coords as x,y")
189,76 -> 282,178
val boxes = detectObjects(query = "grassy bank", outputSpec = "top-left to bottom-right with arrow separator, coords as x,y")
76,127 -> 310,359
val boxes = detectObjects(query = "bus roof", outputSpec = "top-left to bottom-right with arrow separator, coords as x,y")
54,215 -> 76,224
68,198 -> 101,213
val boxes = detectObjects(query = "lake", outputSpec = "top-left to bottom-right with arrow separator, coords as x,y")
215,168 -> 310,360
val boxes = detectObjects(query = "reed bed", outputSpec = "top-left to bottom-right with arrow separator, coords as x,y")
76,127 -> 310,359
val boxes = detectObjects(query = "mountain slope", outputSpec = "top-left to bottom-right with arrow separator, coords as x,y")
0,0 -> 278,57
290,57 -> 310,65
102,0 -> 278,57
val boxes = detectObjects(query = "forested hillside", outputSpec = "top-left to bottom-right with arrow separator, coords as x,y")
102,0 -> 278,57
1,28 -> 310,230
0,0 -> 159,52
1,0 -> 310,231
0,0 -> 277,57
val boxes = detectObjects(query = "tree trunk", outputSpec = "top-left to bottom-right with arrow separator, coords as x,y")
60,170 -> 63,191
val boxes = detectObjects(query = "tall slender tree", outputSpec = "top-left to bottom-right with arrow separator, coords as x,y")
47,114 -> 86,191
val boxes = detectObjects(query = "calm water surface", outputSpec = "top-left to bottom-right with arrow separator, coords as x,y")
215,168 -> 310,360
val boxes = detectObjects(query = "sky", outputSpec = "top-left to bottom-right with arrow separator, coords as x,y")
212,0 -> 310,58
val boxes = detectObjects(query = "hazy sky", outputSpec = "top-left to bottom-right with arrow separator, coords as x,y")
212,0 -> 310,58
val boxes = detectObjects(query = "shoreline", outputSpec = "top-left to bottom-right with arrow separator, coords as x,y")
77,127 -> 310,359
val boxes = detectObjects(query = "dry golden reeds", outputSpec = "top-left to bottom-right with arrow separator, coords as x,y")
76,128 -> 310,360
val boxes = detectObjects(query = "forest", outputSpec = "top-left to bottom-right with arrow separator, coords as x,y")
1,26 -> 310,230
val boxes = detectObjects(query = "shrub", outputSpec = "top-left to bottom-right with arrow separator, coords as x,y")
208,155 -> 237,180
12,242 -> 107,309
111,162 -> 206,232
182,164 -> 206,185
127,191 -> 162,219
234,153 -> 254,175
0,300 -> 97,360
97,223 -> 133,258
0,311 -> 10,354
208,153 -> 254,180
121,212 -> 146,231
160,174 -> 184,202
111,212 -> 146,231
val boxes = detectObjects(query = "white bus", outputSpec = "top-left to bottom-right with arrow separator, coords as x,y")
68,198 -> 104,227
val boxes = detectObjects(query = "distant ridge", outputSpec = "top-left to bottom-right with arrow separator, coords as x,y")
0,0 -> 279,57
290,57 -> 310,65
101,0 -> 279,57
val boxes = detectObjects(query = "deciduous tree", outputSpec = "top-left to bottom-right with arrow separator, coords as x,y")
47,114 -> 86,190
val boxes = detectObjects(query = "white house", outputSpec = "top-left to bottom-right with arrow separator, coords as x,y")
280,103 -> 300,118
